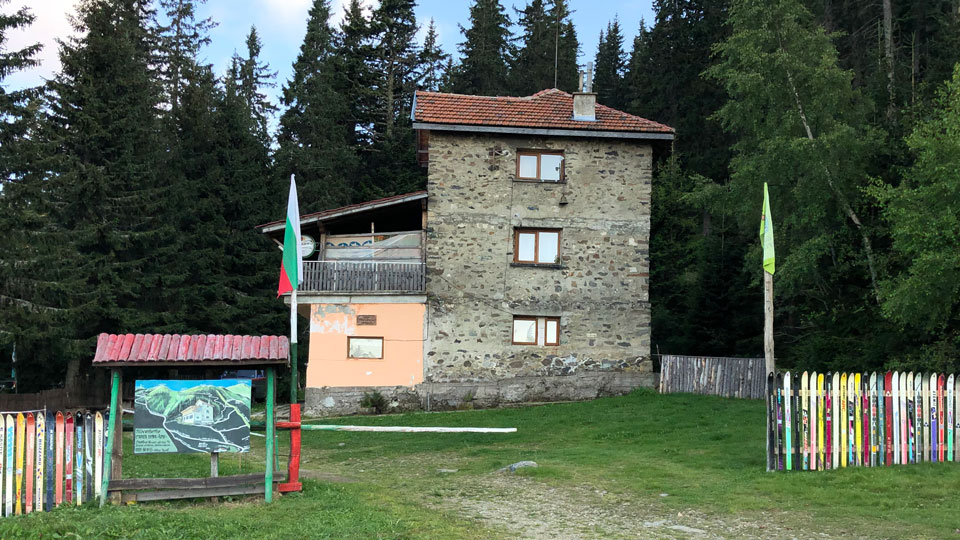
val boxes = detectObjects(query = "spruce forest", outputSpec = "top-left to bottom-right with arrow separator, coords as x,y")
1,0 -> 959,391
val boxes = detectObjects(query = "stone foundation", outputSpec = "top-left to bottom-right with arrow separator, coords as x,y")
304,371 -> 658,417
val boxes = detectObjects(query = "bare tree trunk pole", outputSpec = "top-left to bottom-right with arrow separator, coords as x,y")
764,271 -> 775,375
882,0 -> 896,120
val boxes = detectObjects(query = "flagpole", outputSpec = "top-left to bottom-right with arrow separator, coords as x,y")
764,271 -> 774,375
290,287 -> 298,405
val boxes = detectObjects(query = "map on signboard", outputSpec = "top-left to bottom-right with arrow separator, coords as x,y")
134,379 -> 250,454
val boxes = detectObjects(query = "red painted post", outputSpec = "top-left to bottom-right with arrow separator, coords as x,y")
277,403 -> 302,493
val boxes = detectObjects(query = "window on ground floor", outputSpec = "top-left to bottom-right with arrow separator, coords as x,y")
348,337 -> 384,359
512,316 -> 560,346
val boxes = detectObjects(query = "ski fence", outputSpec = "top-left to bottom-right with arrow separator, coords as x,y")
766,371 -> 959,471
0,409 -> 109,516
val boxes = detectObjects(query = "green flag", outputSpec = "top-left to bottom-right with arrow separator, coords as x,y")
760,183 -> 775,274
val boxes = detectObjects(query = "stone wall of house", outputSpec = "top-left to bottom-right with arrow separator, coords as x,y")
304,371 -> 658,416
423,131 -> 654,385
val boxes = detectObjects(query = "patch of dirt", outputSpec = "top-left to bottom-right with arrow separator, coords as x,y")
427,474 -> 853,540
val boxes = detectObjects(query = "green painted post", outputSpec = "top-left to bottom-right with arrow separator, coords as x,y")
265,366 -> 275,503
99,369 -> 121,507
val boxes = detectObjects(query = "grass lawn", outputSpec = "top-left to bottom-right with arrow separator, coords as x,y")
3,389 -> 958,538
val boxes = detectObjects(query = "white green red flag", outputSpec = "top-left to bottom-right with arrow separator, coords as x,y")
277,175 -> 303,296
760,182 -> 775,275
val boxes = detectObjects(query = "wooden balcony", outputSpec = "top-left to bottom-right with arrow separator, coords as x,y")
301,260 -> 425,293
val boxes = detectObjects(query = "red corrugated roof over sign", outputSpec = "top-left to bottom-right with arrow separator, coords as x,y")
413,89 -> 675,134
92,333 -> 289,366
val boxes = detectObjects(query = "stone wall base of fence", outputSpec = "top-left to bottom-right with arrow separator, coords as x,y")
304,371 -> 658,417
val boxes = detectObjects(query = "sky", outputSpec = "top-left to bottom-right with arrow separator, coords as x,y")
4,0 -> 654,106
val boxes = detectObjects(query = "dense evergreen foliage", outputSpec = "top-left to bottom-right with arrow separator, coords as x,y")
1,0 -> 959,388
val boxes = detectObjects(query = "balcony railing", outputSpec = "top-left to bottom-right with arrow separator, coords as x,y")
301,260 -> 425,293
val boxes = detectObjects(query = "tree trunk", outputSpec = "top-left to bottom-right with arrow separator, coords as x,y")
783,65 -> 882,305
64,357 -> 82,393
882,0 -> 896,120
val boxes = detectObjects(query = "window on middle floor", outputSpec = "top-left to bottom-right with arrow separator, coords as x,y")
514,228 -> 561,264
517,150 -> 564,182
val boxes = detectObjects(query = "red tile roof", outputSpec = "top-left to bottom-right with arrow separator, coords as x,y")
257,190 -> 427,232
413,89 -> 674,134
92,333 -> 289,366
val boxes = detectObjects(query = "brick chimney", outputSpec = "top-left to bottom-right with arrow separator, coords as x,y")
573,61 -> 596,122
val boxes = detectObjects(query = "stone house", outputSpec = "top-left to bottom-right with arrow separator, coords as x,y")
258,86 -> 674,415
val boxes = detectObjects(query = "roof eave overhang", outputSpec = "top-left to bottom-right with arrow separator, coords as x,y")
258,192 -> 429,234
412,121 -> 675,141
94,359 -> 289,368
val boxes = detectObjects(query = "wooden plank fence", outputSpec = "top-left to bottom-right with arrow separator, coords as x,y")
659,355 -> 766,399
0,387 -> 110,412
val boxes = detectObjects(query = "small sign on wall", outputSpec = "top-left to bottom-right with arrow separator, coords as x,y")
357,315 -> 377,326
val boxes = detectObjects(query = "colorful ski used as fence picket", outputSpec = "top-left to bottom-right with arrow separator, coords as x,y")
907,372 -> 915,463
810,371 -> 818,470
900,374 -> 908,464
831,372 -> 840,468
817,374 -> 825,470
869,372 -> 878,466
947,374 -> 955,462
85,413 -> 93,501
46,412 -> 54,510
15,413 -> 24,515
893,372 -> 901,465
95,412 -> 103,499
65,413 -> 73,504
824,374 -> 832,469
801,372 -> 810,470
0,413 -> 4,516
931,374 -> 939,463
25,414 -> 34,514
75,419 -> 83,505
862,375 -> 870,466
914,374 -> 922,462
5,415 -> 12,516
35,412 -> 44,513
55,412 -> 63,507
784,372 -> 793,471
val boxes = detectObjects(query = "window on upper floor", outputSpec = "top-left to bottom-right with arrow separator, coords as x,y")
516,150 -> 564,182
514,228 -> 561,265
512,316 -> 560,346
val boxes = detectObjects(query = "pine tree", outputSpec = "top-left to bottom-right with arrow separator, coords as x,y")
419,19 -> 448,91
593,19 -> 626,108
155,0 -> 215,114
43,0 -> 167,386
335,0 -> 377,145
0,2 -> 80,389
510,0 -> 552,94
452,0 -> 513,95
276,0 -> 357,210
236,26 -> 277,146
624,18 -> 649,111
368,0 -> 421,138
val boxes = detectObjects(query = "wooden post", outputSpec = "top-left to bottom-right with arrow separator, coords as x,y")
265,367 -> 275,503
210,452 -> 219,503
764,271 -> 775,375
99,369 -> 120,507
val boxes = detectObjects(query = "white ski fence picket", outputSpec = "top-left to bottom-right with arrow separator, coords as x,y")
0,409 -> 109,516
766,371 -> 958,471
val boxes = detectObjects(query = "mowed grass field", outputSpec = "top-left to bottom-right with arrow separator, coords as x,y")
4,389 -> 959,538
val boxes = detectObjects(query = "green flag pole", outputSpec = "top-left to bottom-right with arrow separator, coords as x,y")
760,183 -> 776,375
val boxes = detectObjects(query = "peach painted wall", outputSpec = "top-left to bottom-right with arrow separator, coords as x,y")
306,303 -> 425,388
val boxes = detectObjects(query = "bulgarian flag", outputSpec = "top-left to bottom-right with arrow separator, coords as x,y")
760,182 -> 775,275
277,175 -> 303,296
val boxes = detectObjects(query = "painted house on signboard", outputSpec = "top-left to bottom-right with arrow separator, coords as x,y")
180,400 -> 214,425
257,79 -> 674,415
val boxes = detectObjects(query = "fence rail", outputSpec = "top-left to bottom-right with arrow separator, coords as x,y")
659,355 -> 766,399
301,260 -> 425,293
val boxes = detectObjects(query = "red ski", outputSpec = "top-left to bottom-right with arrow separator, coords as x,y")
884,372 -> 893,466
55,412 -> 64,506
65,412 -> 73,503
